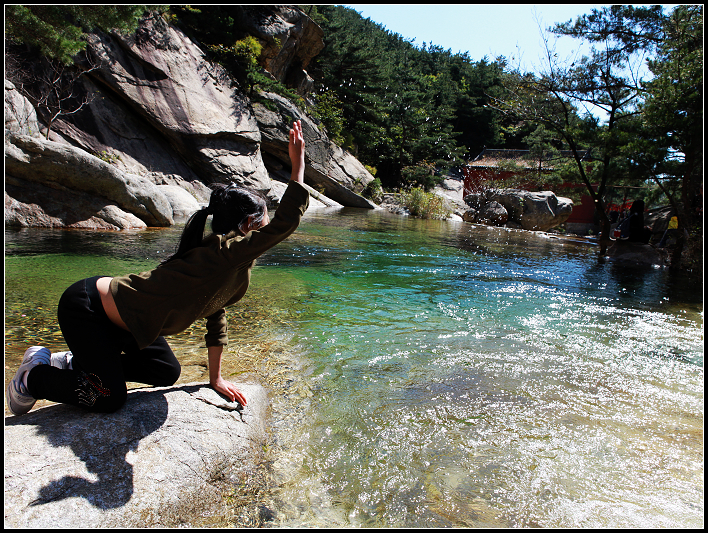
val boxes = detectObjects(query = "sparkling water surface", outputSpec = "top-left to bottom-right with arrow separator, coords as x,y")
4,208 -> 703,527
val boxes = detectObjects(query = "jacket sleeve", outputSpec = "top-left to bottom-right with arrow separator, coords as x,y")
214,182 -> 309,346
205,308 -> 228,347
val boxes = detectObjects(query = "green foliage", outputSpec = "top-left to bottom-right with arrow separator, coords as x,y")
401,160 -> 442,191
231,36 -> 262,69
5,5 -> 158,64
400,188 -> 451,220
637,6 -> 702,184
491,6 -> 673,240
206,36 -> 283,99
309,90 -> 346,145
304,5 -> 505,189
94,150 -> 121,165
171,6 -> 302,104
490,4 -> 701,264
362,178 -> 384,204
553,5 -> 664,53
632,5 -> 703,268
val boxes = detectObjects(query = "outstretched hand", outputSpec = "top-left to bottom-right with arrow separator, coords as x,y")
289,119 -> 305,184
208,345 -> 247,406
211,375 -> 247,406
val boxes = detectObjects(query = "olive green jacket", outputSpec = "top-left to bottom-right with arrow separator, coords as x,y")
110,181 -> 309,349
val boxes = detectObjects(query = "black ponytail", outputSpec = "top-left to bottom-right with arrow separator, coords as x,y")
161,183 -> 267,265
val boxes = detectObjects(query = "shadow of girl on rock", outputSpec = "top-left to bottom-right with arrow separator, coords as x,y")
5,387 -> 170,510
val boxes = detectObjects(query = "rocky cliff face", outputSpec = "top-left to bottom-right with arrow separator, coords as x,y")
5,7 -> 375,230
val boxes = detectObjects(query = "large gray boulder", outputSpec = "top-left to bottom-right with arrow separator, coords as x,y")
477,200 -> 509,226
4,77 -> 185,229
42,73 -> 212,199
606,240 -> 666,266
5,132 -> 174,227
517,191 -> 573,231
4,382 -> 269,528
254,92 -> 377,209
4,182 -> 149,230
464,188 -> 573,231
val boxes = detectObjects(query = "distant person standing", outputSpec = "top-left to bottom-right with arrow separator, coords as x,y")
658,215 -> 679,248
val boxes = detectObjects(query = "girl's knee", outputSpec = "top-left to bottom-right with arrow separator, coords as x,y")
157,362 -> 181,387
143,360 -> 181,387
169,363 -> 181,385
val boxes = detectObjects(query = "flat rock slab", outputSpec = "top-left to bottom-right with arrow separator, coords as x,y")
606,240 -> 666,266
4,382 -> 268,527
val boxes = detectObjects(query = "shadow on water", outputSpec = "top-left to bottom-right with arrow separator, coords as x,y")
4,226 -> 179,261
606,259 -> 704,310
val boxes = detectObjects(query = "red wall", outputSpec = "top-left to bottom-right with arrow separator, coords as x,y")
565,194 -> 596,223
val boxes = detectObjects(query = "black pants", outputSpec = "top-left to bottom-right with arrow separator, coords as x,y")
26,276 -> 181,412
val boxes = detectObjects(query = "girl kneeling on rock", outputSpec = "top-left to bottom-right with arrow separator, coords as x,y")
7,121 -> 309,415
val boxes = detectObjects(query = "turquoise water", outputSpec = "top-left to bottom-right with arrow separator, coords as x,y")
4,209 -> 703,527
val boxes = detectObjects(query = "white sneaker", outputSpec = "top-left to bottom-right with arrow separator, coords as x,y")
6,346 -> 51,415
51,351 -> 74,370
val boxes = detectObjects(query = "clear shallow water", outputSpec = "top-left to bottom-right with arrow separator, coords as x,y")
4,209 -> 703,528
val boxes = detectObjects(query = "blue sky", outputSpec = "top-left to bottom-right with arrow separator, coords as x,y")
343,4 -> 668,73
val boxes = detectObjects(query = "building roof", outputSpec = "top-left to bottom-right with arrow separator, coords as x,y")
466,148 -> 591,171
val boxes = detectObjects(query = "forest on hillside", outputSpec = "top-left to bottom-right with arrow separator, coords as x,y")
303,5 -> 507,190
301,5 -> 700,209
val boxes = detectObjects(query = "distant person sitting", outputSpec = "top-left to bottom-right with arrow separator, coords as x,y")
618,200 -> 652,244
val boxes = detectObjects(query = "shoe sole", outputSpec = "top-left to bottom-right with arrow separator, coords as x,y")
6,346 -> 51,415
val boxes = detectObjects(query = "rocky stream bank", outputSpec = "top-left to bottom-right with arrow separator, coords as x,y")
5,383 -> 271,527
4,6 -> 672,527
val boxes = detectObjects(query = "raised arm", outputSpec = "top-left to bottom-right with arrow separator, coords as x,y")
289,119 -> 305,184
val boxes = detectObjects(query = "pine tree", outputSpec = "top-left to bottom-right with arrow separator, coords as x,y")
5,5 -> 153,64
